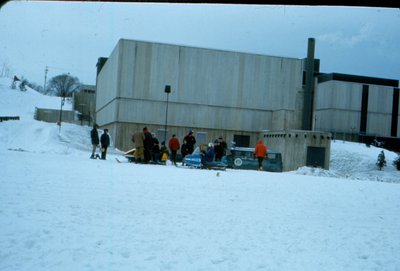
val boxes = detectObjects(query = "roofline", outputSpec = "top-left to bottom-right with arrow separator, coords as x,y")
317,73 -> 399,87
118,38 -> 303,61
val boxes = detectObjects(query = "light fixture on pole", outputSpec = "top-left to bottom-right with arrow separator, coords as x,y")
164,85 -> 171,143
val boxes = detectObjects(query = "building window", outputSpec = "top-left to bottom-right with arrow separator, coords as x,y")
306,147 -> 326,168
196,132 -> 207,145
233,135 -> 250,147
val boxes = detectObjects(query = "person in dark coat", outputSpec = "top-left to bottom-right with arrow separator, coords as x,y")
219,137 -> 228,155
143,127 -> 153,163
90,124 -> 100,159
183,130 -> 196,155
152,136 -> 161,162
181,139 -> 189,159
100,129 -> 110,160
214,136 -> 227,161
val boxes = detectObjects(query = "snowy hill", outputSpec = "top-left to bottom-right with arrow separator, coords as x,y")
1,76 -> 399,271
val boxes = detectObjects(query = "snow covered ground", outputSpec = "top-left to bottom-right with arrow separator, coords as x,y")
1,77 -> 399,270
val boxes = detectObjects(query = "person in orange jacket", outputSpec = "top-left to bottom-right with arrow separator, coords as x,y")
254,139 -> 268,171
168,134 -> 180,165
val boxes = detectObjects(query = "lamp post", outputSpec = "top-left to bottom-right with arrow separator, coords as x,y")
44,66 -> 48,92
164,85 -> 171,143
58,92 -> 66,133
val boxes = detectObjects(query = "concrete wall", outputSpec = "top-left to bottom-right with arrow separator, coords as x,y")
314,81 -> 398,137
96,39 -> 305,150
73,91 -> 96,126
367,85 -> 396,137
96,42 -> 121,120
314,81 -> 362,133
34,108 -> 77,124
261,130 -> 332,171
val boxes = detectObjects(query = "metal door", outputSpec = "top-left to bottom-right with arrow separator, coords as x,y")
306,147 -> 325,168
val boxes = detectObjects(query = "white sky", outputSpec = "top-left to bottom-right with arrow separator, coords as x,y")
1,1 -> 399,85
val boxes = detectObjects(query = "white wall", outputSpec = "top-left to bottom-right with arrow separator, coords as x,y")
114,39 -> 304,130
96,39 -> 306,149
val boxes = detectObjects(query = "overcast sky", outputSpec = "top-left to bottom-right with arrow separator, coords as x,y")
1,1 -> 399,86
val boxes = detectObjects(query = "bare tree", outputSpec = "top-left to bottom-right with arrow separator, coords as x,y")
47,74 -> 81,97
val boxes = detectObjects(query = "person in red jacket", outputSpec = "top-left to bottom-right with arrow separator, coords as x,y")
168,134 -> 180,165
254,139 -> 268,171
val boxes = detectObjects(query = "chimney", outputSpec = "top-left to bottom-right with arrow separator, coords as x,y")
96,57 -> 108,76
302,38 -> 316,130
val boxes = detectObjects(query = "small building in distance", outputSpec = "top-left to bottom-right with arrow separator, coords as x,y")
73,85 -> 96,126
261,130 -> 332,172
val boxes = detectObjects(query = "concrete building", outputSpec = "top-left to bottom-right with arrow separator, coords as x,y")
261,130 -> 332,172
95,38 -> 314,152
73,85 -> 96,126
95,37 -> 399,170
314,73 -> 399,148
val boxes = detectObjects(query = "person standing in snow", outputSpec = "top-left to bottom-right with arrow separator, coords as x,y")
218,136 -> 228,156
168,134 -> 180,165
90,124 -> 100,159
152,136 -> 161,162
183,130 -> 196,155
214,137 -> 227,161
254,139 -> 268,171
100,129 -> 110,160
180,139 -> 189,159
132,129 -> 145,163
143,127 -> 154,163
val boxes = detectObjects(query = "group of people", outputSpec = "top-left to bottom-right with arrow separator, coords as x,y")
131,128 -> 200,165
90,124 -> 110,160
130,128 -> 230,166
90,124 -> 268,170
131,127 -> 171,164
200,137 -> 228,163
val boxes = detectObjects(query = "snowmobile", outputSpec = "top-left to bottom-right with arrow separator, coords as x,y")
182,146 -> 227,170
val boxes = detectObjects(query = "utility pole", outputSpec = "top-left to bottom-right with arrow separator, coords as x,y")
44,66 -> 48,92
164,85 -> 171,143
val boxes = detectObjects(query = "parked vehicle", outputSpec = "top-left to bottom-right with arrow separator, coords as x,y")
225,147 -> 283,172
182,145 -> 227,170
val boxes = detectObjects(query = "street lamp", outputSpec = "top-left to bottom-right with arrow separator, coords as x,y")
58,92 -> 66,133
164,85 -> 171,143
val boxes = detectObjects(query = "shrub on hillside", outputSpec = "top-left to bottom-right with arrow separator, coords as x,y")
393,155 -> 400,171
376,150 -> 386,171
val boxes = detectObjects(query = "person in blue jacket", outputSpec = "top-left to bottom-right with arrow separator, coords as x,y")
204,143 -> 216,163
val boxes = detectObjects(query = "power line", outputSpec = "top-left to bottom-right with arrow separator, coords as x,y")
46,65 -> 91,74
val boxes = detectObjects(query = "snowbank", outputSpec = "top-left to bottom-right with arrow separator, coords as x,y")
1,76 -> 399,271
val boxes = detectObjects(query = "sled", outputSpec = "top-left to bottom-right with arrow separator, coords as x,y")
124,148 -> 136,162
182,147 -> 227,170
